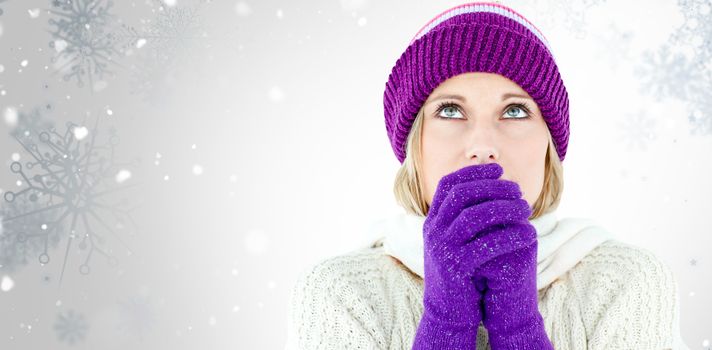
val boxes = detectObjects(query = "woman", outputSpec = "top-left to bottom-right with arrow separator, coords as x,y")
286,2 -> 689,349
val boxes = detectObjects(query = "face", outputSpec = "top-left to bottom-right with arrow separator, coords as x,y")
420,72 -> 549,209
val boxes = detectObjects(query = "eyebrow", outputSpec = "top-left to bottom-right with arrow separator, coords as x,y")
426,92 -> 531,105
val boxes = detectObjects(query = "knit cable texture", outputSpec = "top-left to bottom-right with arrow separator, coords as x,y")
285,239 -> 688,350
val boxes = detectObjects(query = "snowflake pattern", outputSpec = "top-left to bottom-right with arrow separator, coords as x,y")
633,43 -> 705,102
672,0 -> 712,65
0,191 -> 63,273
633,0 -> 712,136
675,0 -> 712,137
47,0 -> 123,89
44,0 -> 235,97
119,0 -> 205,55
1,108 -> 61,273
0,0 -> 8,16
687,92 -> 712,135
114,0 -> 208,105
2,112 -> 139,286
116,295 -> 156,341
8,105 -> 57,146
589,22 -> 635,71
615,110 -> 658,152
512,0 -> 608,40
54,309 -> 89,345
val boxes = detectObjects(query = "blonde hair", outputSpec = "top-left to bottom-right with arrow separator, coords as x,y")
371,105 -> 564,248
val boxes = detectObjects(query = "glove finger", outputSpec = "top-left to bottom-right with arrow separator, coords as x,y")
429,163 -> 503,217
480,245 -> 540,331
445,198 -> 532,245
473,275 -> 488,293
435,179 -> 523,226
482,273 -> 540,331
477,240 -> 538,283
458,222 -> 537,274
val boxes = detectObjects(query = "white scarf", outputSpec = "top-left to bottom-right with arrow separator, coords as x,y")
369,209 -> 618,290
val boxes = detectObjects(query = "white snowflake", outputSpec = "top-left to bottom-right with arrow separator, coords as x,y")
688,94 -> 712,135
616,110 -> 658,152
671,0 -> 712,135
672,0 -> 712,63
634,44 -> 707,102
589,22 -> 634,71
634,0 -> 712,136
512,0 -> 608,40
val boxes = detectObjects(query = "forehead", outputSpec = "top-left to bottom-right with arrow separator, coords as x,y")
435,72 -> 527,93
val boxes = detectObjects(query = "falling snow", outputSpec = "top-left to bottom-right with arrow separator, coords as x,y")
244,228 -> 269,255
234,1 -> 252,16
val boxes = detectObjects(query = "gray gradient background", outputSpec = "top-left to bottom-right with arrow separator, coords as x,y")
0,0 -> 710,349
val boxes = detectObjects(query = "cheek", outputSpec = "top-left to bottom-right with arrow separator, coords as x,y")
511,157 -> 547,205
420,155 -> 451,207
421,125 -> 459,174
502,121 -> 541,139
421,163 -> 443,206
521,176 -> 543,205
505,122 -> 548,157
506,139 -> 548,204
422,123 -> 456,154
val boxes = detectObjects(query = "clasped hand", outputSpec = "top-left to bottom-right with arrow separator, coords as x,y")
412,162 -> 553,350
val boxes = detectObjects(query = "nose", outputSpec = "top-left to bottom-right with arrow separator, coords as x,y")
467,147 -> 499,165
465,121 -> 500,164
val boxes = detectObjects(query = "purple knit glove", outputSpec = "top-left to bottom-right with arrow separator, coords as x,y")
477,210 -> 554,348
412,163 -> 534,350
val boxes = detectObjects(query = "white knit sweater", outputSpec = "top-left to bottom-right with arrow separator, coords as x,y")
285,213 -> 689,350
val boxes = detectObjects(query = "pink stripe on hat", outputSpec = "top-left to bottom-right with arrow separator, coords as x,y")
410,2 -> 551,52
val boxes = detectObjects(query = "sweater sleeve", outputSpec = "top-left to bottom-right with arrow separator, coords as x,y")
284,256 -> 389,350
571,241 -> 688,350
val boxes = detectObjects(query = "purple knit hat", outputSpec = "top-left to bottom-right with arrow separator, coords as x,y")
383,1 -> 570,164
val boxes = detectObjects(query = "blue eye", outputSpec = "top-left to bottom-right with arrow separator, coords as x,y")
504,105 -> 529,119
434,101 -> 533,120
437,104 -> 463,119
